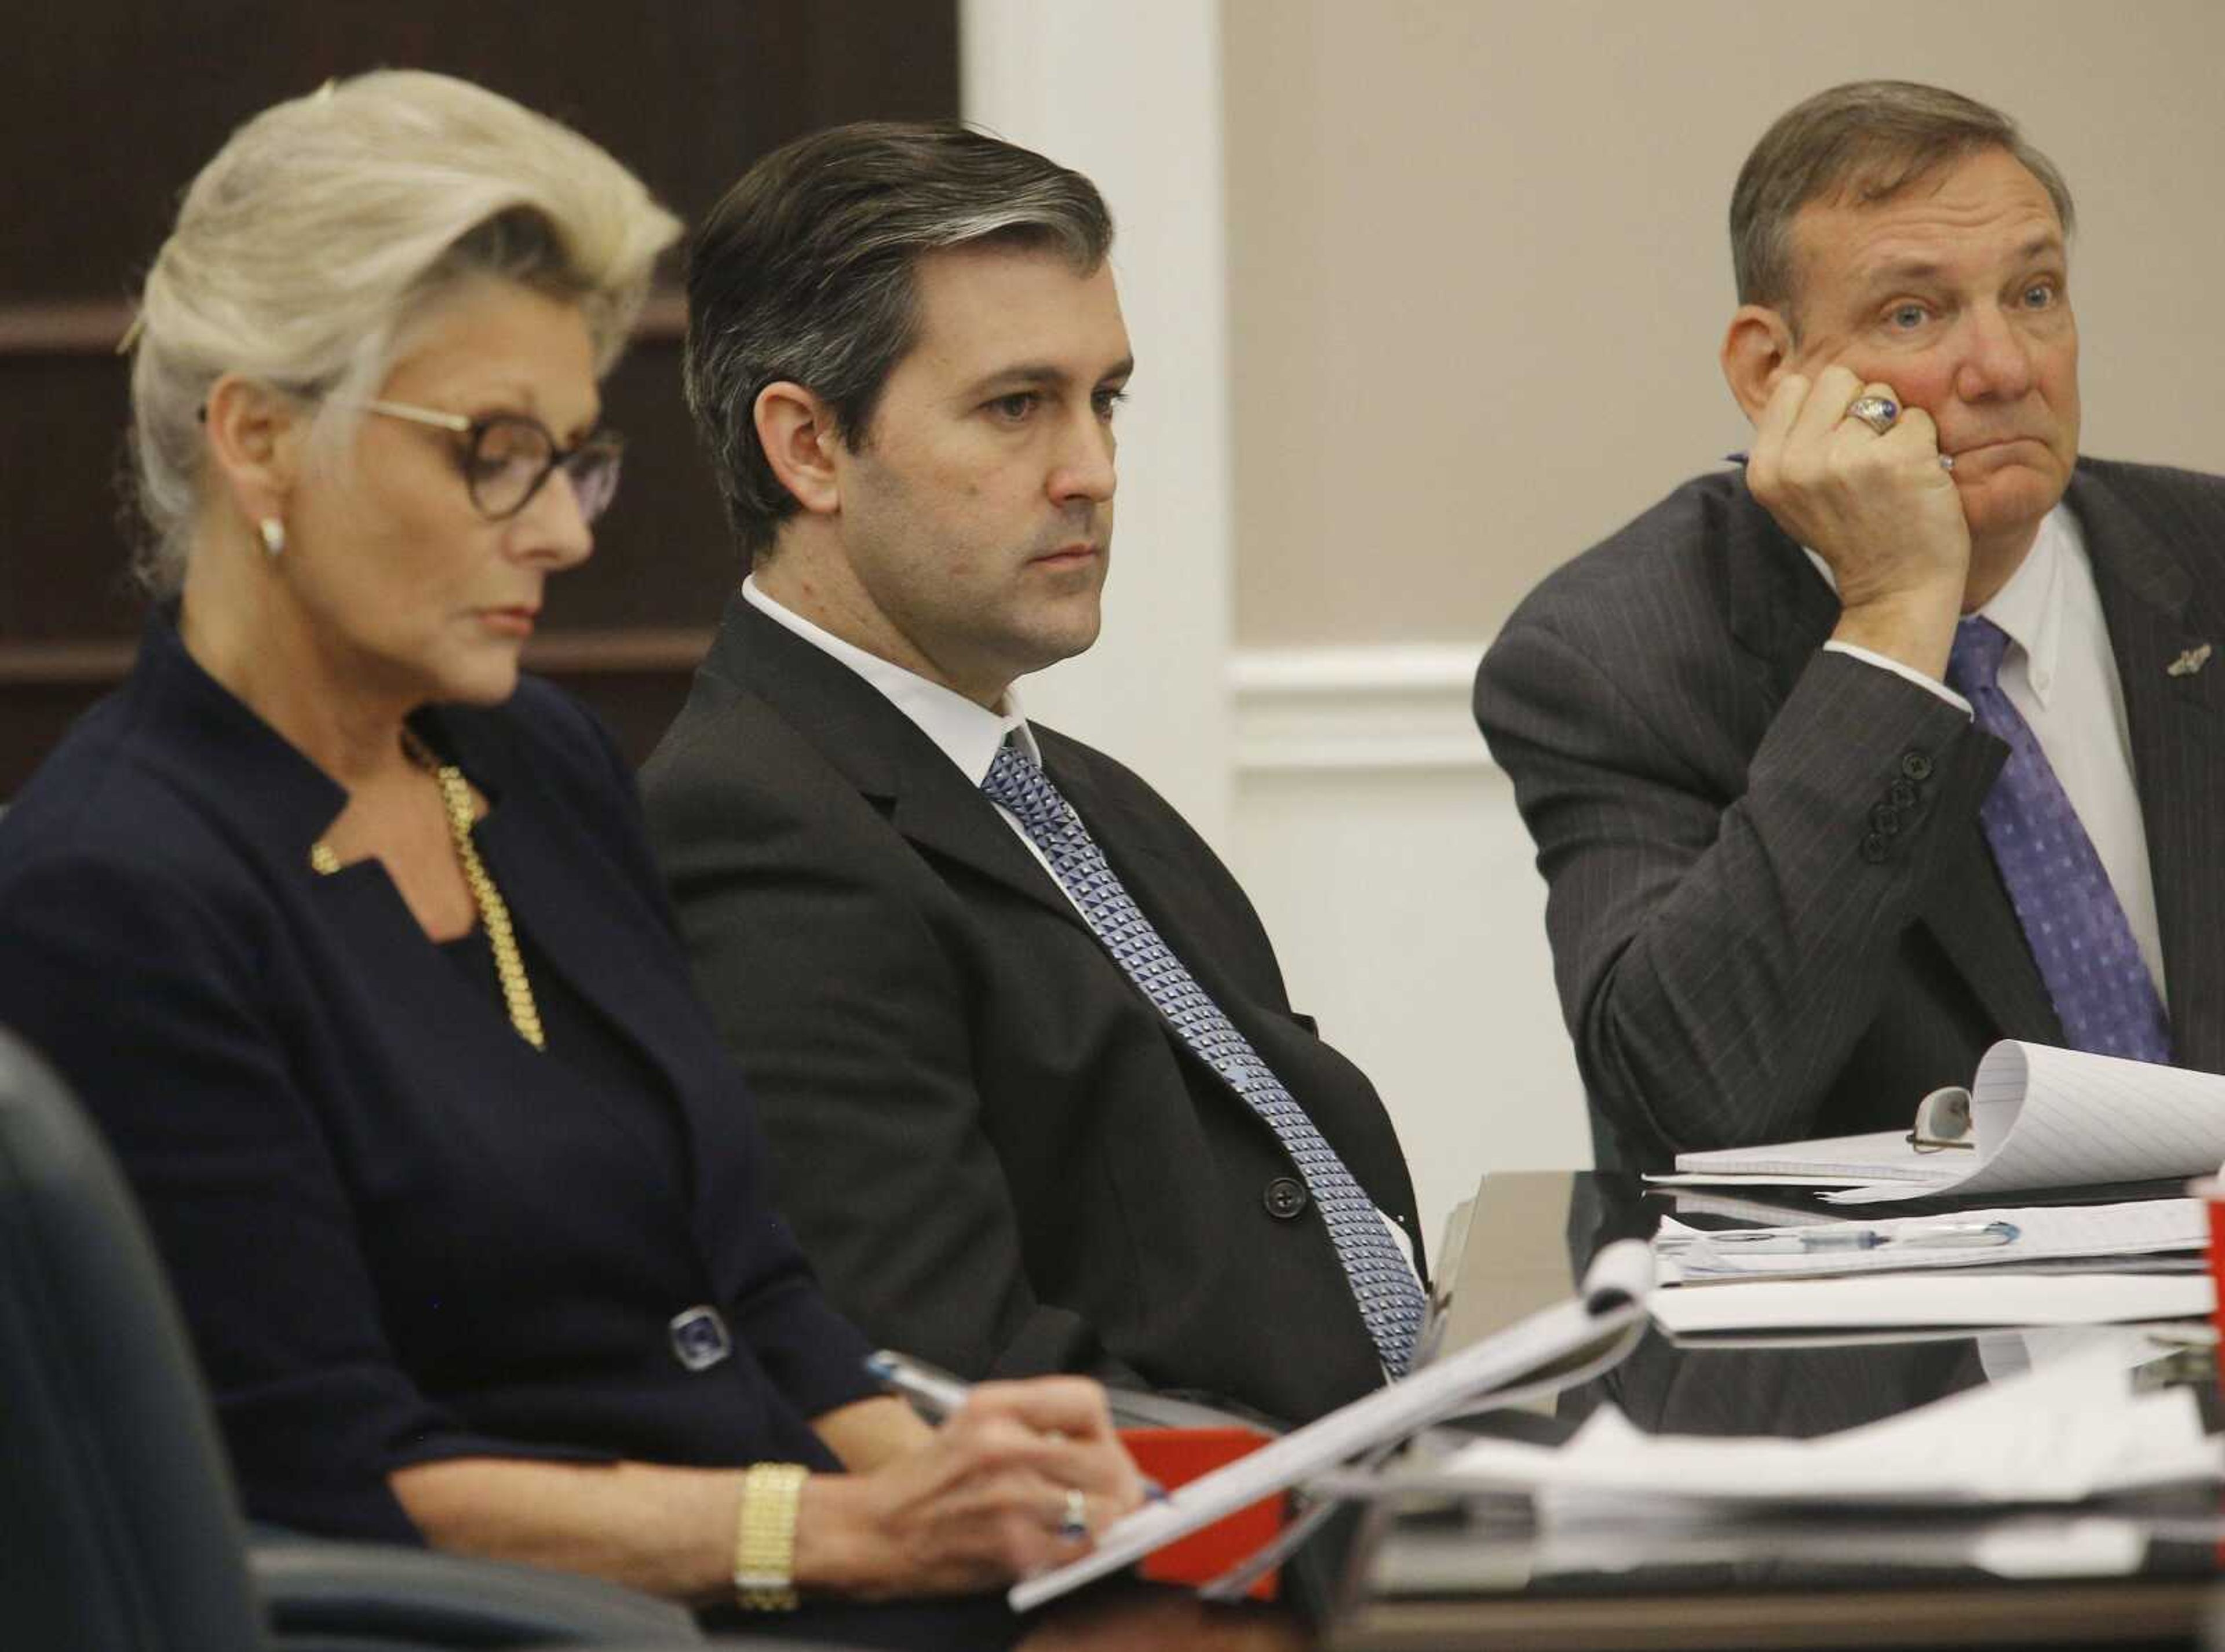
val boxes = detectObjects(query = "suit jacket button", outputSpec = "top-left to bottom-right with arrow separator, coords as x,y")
1888,777 -> 1918,809
1859,832 -> 1890,864
1899,752 -> 1934,782
1264,1177 -> 1309,1220
1869,803 -> 1901,835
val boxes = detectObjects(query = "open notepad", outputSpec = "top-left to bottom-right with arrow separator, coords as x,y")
1664,1042 -> 2225,1205
1006,1238 -> 1655,1612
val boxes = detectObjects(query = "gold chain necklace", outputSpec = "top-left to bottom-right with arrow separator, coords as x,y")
309,735 -> 546,1052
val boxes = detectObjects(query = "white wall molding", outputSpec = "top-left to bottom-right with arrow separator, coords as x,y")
1231,641 -> 1497,774
1226,636 -> 1591,1245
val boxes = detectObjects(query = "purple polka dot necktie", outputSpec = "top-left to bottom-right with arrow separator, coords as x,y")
1946,615 -> 2173,1064
982,739 -> 1425,1375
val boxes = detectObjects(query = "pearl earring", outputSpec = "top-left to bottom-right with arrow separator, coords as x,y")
258,517 -> 286,559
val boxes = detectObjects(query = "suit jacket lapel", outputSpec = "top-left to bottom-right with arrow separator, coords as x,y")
1917,808 -> 2062,1044
2074,466 -> 2225,1070
1720,483 -> 1839,694
1719,480 -> 2060,1045
710,596 -> 1093,932
887,760 -> 1095,933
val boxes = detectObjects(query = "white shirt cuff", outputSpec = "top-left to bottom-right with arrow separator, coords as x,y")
1822,640 -> 1972,716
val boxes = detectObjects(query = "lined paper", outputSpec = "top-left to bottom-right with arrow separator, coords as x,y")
1668,1129 -> 1955,1184
1664,1043 -> 2225,1206
1827,1045 -> 2225,1205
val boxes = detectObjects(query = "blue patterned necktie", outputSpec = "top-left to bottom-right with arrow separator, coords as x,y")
982,740 -> 1425,1375
1946,616 -> 2172,1063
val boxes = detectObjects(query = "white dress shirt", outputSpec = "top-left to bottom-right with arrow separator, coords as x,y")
741,575 -> 1067,894
1809,507 -> 2166,1001
740,577 -> 1420,1277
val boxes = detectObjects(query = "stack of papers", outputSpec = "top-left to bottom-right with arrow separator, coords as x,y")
1368,1510 -> 2155,1593
1643,1200 -> 2213,1333
1652,1272 -> 2212,1334
1658,1130 -> 1946,1188
1431,1347 -> 2221,1511
1653,1200 -> 2208,1283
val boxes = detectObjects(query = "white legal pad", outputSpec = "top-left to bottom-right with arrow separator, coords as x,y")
1665,1042 -> 2225,1205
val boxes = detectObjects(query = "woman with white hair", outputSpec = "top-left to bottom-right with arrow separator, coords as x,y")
0,71 -> 1140,1646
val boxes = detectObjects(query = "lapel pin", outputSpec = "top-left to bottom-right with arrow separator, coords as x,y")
2166,643 -> 2212,679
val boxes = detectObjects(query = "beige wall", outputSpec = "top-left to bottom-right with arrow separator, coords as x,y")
1225,0 -> 2225,647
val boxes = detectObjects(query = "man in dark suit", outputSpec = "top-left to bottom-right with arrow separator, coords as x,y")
1477,81 -> 2225,1171
641,123 -> 1424,1425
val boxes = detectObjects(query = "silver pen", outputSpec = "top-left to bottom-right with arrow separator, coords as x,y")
865,1349 -> 975,1421
863,1349 -> 1170,1503
1687,1219 -> 2019,1256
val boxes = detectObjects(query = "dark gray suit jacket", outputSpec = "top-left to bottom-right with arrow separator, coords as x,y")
1476,458 -> 2225,1170
639,596 -> 1422,1425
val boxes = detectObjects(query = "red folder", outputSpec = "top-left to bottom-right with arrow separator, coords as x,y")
1119,1425 -> 1282,1601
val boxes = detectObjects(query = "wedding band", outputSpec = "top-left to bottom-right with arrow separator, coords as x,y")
1056,1487 -> 1089,1542
1845,395 -> 1899,436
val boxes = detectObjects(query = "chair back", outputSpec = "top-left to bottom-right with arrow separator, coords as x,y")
0,1024 -> 268,1650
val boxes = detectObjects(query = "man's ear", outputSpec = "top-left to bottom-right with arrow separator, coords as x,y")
201,373 -> 304,526
1720,304 -> 1797,422
753,381 -> 842,517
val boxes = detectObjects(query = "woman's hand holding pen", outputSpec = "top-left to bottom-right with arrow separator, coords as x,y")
796,1377 -> 1146,1598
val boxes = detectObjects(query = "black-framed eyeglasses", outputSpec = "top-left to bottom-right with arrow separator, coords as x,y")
357,399 -> 625,523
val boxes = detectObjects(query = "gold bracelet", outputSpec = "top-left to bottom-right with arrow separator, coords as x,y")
732,1462 -> 808,1611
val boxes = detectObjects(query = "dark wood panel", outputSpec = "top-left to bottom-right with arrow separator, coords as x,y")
0,687 -> 107,798
0,352 -> 143,641
0,0 -> 956,794
0,330 -> 733,786
0,652 -> 712,798
4,1 -> 960,301
541,338 -> 739,633
547,663 -> 711,776
0,302 -> 139,353
0,333 -> 729,639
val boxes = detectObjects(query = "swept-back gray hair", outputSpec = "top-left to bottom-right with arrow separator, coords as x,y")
684,121 -> 1112,559
125,69 -> 680,593
1731,80 -> 2074,318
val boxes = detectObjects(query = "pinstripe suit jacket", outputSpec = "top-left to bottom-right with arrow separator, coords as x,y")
1476,458 -> 2225,1170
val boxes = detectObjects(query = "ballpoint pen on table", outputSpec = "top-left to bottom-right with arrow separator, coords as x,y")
1673,1219 -> 2020,1259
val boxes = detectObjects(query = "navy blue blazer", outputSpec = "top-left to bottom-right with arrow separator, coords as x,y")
0,611 -> 877,1543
